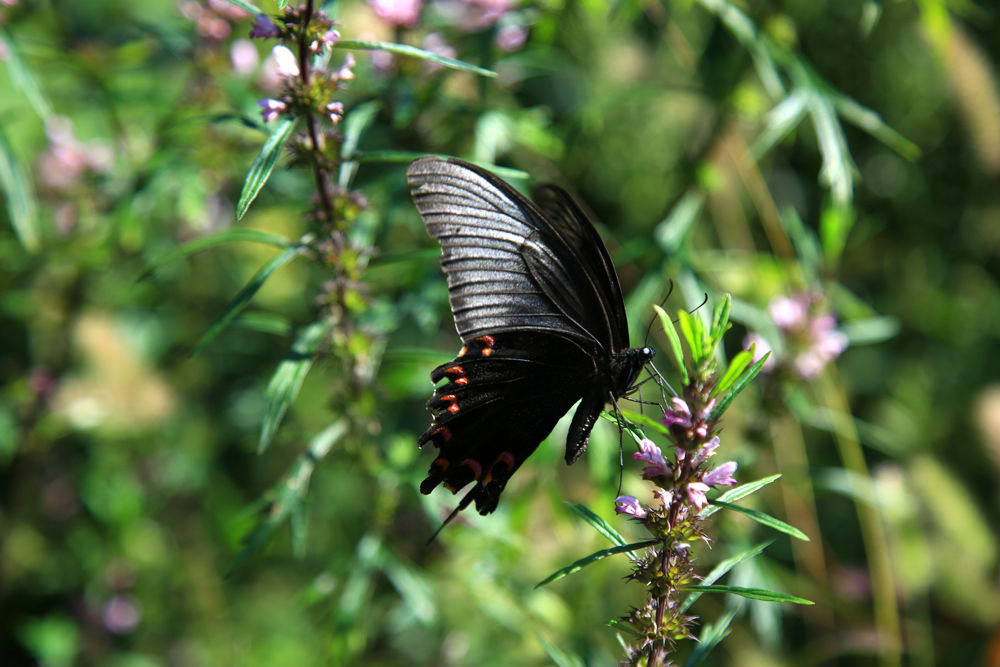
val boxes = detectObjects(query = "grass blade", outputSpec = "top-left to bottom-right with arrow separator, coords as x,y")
565,503 -> 628,548
140,228 -> 292,279
0,128 -> 40,253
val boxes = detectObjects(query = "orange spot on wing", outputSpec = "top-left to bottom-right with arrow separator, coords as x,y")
460,458 -> 483,479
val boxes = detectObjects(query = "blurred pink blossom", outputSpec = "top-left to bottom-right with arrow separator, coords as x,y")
230,38 -> 259,75
369,0 -> 421,27
496,24 -> 527,51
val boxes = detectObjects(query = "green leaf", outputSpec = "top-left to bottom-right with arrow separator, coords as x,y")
677,310 -> 704,367
699,474 -> 782,518
0,128 -> 40,253
681,585 -> 814,605
338,101 -> 380,189
617,409 -> 670,436
236,117 -> 294,221
227,420 -> 346,574
535,539 -> 658,588
334,40 -> 497,77
681,541 -> 773,612
259,319 -> 329,453
709,351 -> 769,419
565,503 -> 629,548
654,190 -> 704,253
0,28 -> 52,120
653,304 -> 689,384
709,500 -> 810,541
713,349 -> 752,398
708,294 -> 731,352
140,228 -> 292,279
683,607 -> 739,667
820,201 -> 855,264
191,242 -> 304,357
537,635 -> 585,667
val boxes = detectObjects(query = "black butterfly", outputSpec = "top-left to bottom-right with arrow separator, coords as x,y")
408,156 -> 654,525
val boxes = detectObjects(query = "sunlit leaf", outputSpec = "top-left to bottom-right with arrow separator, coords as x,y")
699,474 -> 782,518
653,304 -> 689,384
681,585 -> 814,605
140,228 -> 292,279
709,352 -> 769,419
565,503 -> 629,548
682,607 -> 739,666
709,501 -> 810,541
681,541 -> 773,612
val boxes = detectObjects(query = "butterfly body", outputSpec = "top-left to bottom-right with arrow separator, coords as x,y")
407,157 -> 653,518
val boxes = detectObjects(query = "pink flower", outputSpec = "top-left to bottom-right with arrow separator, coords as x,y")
249,14 -> 281,38
633,438 -> 669,479
615,495 -> 648,519
230,39 -> 259,75
325,101 -> 345,124
690,436 -> 721,467
663,397 -> 692,429
703,461 -> 738,487
335,53 -> 356,82
369,0 -> 422,27
686,482 -> 710,509
323,29 -> 341,47
272,45 -> 299,78
652,487 -> 673,507
258,98 -> 286,122
496,24 -> 527,51
770,295 -> 808,330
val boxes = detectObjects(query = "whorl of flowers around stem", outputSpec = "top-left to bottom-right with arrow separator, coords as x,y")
609,297 -> 765,667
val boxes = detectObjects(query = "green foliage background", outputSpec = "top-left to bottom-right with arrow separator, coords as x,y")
1,0 -> 998,665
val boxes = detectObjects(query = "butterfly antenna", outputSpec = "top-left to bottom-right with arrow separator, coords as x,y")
426,485 -> 479,544
689,292 -> 709,315
642,280 -> 675,347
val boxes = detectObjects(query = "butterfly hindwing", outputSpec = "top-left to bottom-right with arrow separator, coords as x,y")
418,332 -> 594,514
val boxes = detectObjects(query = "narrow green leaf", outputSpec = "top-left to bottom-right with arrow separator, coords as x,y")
0,28 -> 52,120
709,351 -> 769,419
681,541 -> 773,612
681,585 -> 814,605
535,539 -> 658,588
140,228 -> 292,279
0,129 -> 40,253
227,421 -> 347,574
617,409 -> 670,436
335,40 -> 496,77
683,607 -> 739,667
712,349 -> 753,398
709,500 -> 810,541
259,320 -> 329,453
652,304 -> 689,384
654,190 -> 704,253
191,243 -> 304,357
222,0 -> 262,13
236,117 -> 294,220
565,503 -> 628,548
338,101 -> 380,188
699,474 -> 782,518
709,294 -> 731,351
537,636 -> 585,667
677,310 -> 704,367
820,201 -> 855,264
833,93 -> 920,160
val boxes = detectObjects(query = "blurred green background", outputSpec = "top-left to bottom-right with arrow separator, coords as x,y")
1,0 -> 998,665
